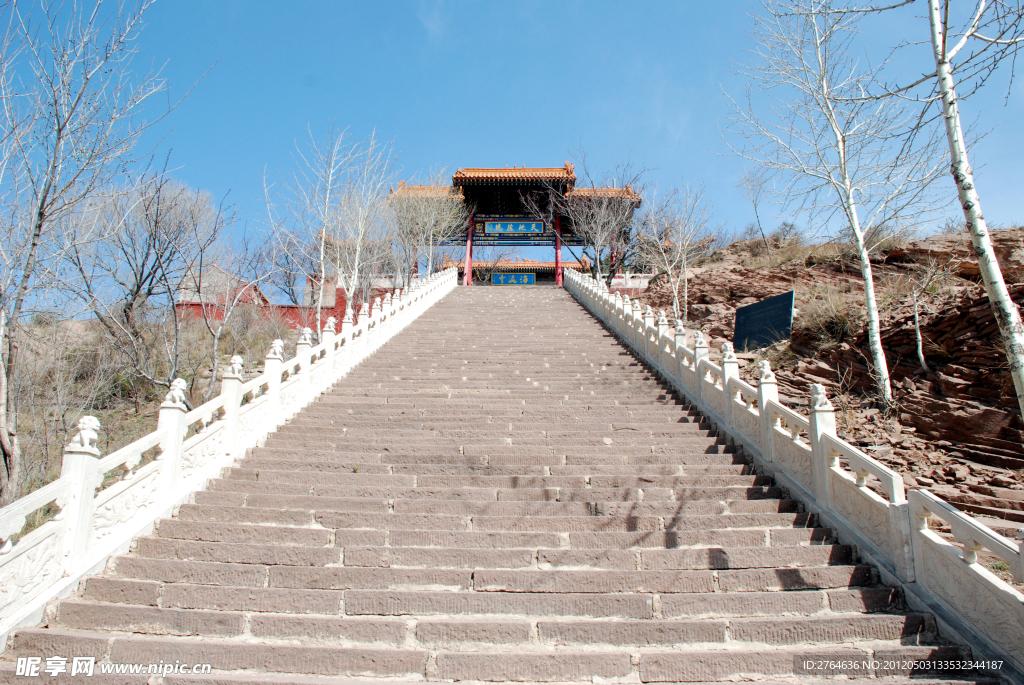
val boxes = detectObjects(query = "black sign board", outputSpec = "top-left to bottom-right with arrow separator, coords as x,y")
733,291 -> 795,352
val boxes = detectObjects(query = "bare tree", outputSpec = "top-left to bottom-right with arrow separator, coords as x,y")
390,171 -> 469,282
851,0 -> 1024,424
178,217 -> 276,403
0,0 -> 167,504
636,185 -> 718,323
724,0 -> 949,407
563,153 -> 644,284
66,175 -> 221,400
737,170 -> 772,254
909,254 -> 963,374
466,245 -> 523,285
331,131 -> 398,312
264,125 -> 354,339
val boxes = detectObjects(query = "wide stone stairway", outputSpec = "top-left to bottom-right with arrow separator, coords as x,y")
5,287 -> 995,683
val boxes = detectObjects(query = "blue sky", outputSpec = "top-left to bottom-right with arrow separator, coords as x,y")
134,0 -> 1024,256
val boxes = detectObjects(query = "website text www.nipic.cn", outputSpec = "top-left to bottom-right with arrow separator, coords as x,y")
15,656 -> 213,677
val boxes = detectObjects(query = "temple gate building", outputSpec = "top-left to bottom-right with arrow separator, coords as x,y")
392,162 -> 641,285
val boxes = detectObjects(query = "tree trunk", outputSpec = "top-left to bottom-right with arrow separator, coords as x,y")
928,0 -> 1024,423
0,311 -> 20,505
854,232 -> 892,405
913,292 -> 930,373
205,328 -> 222,403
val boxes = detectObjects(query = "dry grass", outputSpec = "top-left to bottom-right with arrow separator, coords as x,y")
793,287 -> 864,350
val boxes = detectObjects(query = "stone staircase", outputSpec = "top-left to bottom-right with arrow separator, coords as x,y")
3,287 -> 996,683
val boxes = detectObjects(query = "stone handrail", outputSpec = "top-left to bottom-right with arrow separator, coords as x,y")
0,267 -> 459,648
564,268 -> 1024,677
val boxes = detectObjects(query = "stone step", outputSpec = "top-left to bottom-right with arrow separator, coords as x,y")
221,470 -> 770,489
253,442 -> 737,457
207,479 -> 785,502
244,449 -> 746,466
106,556 -> 868,594
7,628 -> 974,681
189,492 -> 795,516
177,506 -> 814,532
230,460 -> 753,476
133,536 -> 344,566
343,543 -> 854,570
131,537 -> 852,570
264,433 -> 720,446
50,601 -> 936,647
0,668 -> 995,685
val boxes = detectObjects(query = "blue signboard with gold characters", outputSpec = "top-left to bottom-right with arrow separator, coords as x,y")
492,273 -> 536,286
484,221 -> 544,234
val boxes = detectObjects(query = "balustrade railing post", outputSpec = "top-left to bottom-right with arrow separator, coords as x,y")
720,343 -> 739,430
59,417 -> 103,568
755,361 -> 778,462
264,340 -> 284,420
396,288 -> 407,331
384,293 -> 394,341
322,317 -> 337,372
808,384 -> 837,507
693,332 -> 709,404
295,327 -> 313,404
629,304 -> 641,350
674,320 -> 688,394
157,380 -> 189,495
340,310 -> 354,375
642,306 -> 655,358
657,311 -> 670,377
362,305 -> 374,358
221,357 -> 245,457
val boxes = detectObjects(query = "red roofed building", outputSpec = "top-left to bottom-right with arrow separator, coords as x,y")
397,163 -> 641,286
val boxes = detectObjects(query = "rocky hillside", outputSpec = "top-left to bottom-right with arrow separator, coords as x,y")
637,229 -> 1024,546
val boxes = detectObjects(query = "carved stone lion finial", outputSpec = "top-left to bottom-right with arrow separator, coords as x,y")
269,339 -> 284,358
657,310 -> 668,325
757,360 -> 776,383
228,356 -> 244,377
810,383 -> 834,411
721,342 -> 737,362
66,416 -> 101,455
324,317 -> 337,334
298,328 -> 313,345
163,378 -> 188,408
694,331 -> 707,348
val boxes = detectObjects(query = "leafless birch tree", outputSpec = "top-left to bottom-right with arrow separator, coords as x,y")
724,0 -> 948,407
264,125 -> 354,339
849,0 -> 1024,423
0,0 -> 166,504
331,131 -> 397,311
636,185 -> 718,323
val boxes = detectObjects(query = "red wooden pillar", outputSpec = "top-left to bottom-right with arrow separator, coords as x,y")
463,216 -> 474,286
554,215 -> 563,287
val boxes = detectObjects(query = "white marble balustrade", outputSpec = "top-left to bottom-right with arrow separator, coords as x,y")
0,268 -> 459,648
564,267 -> 1024,674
